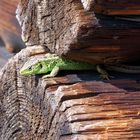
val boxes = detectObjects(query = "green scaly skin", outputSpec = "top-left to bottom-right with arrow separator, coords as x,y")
20,53 -> 140,79
20,53 -> 104,79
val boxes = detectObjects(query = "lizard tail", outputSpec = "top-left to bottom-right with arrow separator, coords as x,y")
104,64 -> 140,74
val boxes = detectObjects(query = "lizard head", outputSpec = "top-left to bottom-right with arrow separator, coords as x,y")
20,61 -> 44,76
20,54 -> 59,76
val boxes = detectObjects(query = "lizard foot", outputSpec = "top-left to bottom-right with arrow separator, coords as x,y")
96,65 -> 110,80
42,66 -> 60,79
100,74 -> 110,80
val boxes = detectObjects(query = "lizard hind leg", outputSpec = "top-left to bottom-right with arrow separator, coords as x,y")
96,65 -> 110,80
42,66 -> 60,79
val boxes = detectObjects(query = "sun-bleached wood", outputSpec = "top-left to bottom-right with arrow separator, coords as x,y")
16,0 -> 140,64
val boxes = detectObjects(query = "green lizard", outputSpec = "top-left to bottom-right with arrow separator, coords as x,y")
20,53 -> 109,79
20,53 -> 140,79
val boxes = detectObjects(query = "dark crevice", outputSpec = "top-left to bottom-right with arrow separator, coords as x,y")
61,91 -> 124,102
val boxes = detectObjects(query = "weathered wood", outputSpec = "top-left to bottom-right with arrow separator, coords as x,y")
82,0 -> 140,15
0,47 -> 140,139
0,47 -> 13,69
0,0 -> 25,53
1,0 -> 140,139
81,0 -> 94,11
16,0 -> 140,64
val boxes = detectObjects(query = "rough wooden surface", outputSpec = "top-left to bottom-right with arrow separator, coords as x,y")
1,0 -> 140,139
82,0 -> 140,15
0,0 -> 25,53
16,0 -> 140,64
0,47 -> 13,69
0,47 -> 140,139
81,0 -> 94,11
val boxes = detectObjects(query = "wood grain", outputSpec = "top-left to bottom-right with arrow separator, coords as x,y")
16,0 -> 140,64
81,0 -> 140,15
0,47 -> 140,139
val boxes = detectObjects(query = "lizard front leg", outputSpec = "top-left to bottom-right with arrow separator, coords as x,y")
42,66 -> 60,79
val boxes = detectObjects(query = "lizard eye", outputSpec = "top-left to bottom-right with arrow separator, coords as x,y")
39,63 -> 43,68
28,66 -> 32,70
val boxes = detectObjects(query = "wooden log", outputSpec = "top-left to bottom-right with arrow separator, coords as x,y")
3,0 -> 139,139
0,47 -> 140,139
16,0 -> 140,64
81,0 -> 140,15
0,0 -> 25,53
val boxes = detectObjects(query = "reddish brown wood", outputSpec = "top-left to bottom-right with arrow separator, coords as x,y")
1,0 -> 140,139
16,0 -> 140,64
82,0 -> 140,15
0,48 -> 140,139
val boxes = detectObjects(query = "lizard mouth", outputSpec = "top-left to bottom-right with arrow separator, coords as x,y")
19,69 -> 32,76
